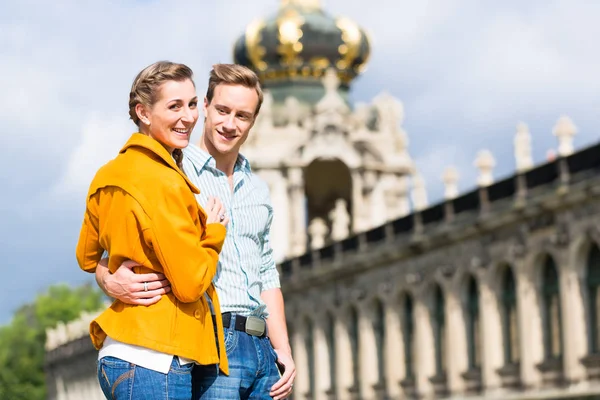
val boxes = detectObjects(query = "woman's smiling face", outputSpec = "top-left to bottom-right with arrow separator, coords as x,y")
138,78 -> 199,153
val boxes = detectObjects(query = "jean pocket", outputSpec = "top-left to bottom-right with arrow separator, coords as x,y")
97,357 -> 135,399
171,358 -> 194,375
224,328 -> 238,353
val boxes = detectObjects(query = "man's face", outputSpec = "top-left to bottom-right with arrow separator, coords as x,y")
202,83 -> 259,158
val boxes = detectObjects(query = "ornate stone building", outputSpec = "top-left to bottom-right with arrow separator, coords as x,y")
279,127 -> 600,400
233,0 -> 412,260
45,1 -> 600,400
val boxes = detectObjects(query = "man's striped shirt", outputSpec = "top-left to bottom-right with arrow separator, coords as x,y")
182,144 -> 279,318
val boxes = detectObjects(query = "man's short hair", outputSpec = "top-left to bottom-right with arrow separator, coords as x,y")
206,64 -> 264,116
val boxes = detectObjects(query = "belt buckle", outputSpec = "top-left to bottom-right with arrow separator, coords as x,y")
245,316 -> 265,337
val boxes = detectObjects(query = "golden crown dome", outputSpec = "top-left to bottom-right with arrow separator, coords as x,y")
233,0 -> 371,90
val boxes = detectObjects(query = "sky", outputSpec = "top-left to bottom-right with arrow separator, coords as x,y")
1,0 -> 600,324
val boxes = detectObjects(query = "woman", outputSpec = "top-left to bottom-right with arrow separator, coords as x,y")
76,61 -> 228,399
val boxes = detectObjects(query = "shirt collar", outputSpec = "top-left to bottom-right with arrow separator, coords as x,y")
183,144 -> 252,176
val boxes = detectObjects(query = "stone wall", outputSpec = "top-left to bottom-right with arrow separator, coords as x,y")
280,141 -> 600,400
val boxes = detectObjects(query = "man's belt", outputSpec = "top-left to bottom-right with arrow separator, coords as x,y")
220,312 -> 267,338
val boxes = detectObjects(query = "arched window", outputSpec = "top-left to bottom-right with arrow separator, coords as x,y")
541,256 -> 562,360
587,245 -> 600,353
433,284 -> 446,374
325,312 -> 336,393
501,266 -> 519,364
403,294 -> 415,379
349,307 -> 360,389
305,317 -> 315,397
373,299 -> 386,384
465,276 -> 481,369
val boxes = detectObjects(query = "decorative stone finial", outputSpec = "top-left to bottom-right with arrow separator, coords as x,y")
553,115 -> 577,157
411,173 -> 429,211
442,166 -> 460,200
474,149 -> 496,187
308,218 -> 328,249
514,122 -> 533,172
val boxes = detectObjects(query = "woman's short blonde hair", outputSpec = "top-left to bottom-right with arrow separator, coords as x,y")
128,61 -> 195,126
205,64 -> 263,116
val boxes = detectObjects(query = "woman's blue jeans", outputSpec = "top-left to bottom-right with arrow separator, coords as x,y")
97,356 -> 193,400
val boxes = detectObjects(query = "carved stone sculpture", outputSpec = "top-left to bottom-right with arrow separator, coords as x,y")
329,198 -> 350,241
308,217 -> 328,249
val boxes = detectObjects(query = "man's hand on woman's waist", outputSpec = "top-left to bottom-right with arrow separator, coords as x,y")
96,258 -> 171,306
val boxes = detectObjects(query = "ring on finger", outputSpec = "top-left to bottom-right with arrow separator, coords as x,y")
219,213 -> 225,222
143,282 -> 148,292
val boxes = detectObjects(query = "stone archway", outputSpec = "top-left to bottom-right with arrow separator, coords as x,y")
304,158 -> 352,245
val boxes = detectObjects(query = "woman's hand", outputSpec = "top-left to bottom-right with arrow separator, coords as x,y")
205,196 -> 229,227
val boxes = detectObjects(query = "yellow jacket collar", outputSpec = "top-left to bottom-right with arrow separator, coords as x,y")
120,133 -> 200,194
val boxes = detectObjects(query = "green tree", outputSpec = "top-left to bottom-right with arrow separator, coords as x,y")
0,283 -> 105,400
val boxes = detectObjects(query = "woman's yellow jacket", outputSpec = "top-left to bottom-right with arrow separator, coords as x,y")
76,133 -> 228,374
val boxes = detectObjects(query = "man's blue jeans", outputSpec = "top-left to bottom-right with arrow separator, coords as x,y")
193,314 -> 280,399
97,356 -> 194,399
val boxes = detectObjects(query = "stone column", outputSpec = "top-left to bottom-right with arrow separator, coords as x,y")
288,167 -> 307,256
357,303 -> 378,400
335,314 -> 354,400
91,378 -> 105,400
385,301 -> 402,398
55,374 -> 67,400
351,170 -> 367,232
414,296 -> 435,397
260,169 -> 290,261
480,280 -> 503,391
516,264 -> 542,387
292,324 -> 310,399
560,258 -> 587,383
446,290 -> 467,394
313,314 -> 331,400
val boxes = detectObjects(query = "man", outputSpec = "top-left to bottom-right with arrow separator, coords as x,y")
95,64 -> 296,400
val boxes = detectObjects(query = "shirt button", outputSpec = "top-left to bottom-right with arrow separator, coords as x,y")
194,309 -> 203,319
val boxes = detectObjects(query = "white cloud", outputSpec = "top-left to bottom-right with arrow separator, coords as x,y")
51,114 -> 131,198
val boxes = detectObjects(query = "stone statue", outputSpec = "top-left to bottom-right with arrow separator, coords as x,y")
372,92 -> 408,152
474,149 -> 496,187
284,96 -> 302,127
514,122 -> 533,172
315,68 -> 349,116
253,90 -> 274,134
442,166 -> 459,200
329,198 -> 350,241
352,102 -> 370,133
322,67 -> 339,93
308,217 -> 328,249
553,115 -> 577,156
411,173 -> 429,211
